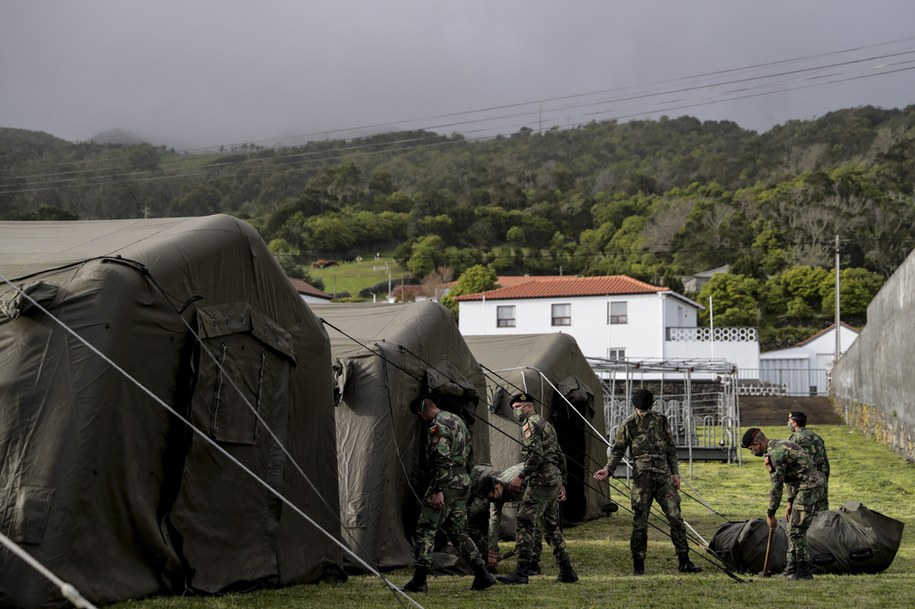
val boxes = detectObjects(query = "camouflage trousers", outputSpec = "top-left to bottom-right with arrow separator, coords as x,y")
788,486 -> 823,563
816,479 -> 829,512
466,497 -> 542,565
516,482 -> 567,566
629,470 -> 689,560
413,487 -> 484,570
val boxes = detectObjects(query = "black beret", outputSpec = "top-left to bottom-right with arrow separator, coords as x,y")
632,388 -> 654,409
741,427 -> 761,448
788,411 -> 807,426
511,392 -> 533,405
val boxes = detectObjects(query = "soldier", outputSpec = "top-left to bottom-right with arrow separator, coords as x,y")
741,427 -> 825,580
469,463 -> 543,574
787,411 -> 830,511
593,388 -> 702,575
401,394 -> 495,593
496,393 -> 579,585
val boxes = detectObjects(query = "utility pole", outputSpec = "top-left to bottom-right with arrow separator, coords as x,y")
834,235 -> 841,364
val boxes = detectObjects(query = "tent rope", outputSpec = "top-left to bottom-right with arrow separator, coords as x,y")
0,272 -> 425,609
0,531 -> 98,609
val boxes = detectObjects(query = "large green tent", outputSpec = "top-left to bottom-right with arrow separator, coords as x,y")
463,333 -> 611,523
0,215 -> 342,608
312,301 -> 489,570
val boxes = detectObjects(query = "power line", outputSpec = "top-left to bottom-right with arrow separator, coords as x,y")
1,38 -> 913,193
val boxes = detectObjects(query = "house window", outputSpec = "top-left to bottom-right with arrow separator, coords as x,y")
607,348 -> 626,360
608,301 -> 628,324
496,305 -> 516,327
551,303 -> 571,326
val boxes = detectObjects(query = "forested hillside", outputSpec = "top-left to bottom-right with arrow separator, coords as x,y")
2,105 -> 914,348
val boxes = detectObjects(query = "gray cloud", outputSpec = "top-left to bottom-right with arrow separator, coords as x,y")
2,0 -> 913,150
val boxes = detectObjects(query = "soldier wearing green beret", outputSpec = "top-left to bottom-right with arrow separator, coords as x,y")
593,388 -> 701,575
742,427 -> 826,580
497,393 -> 578,585
401,395 -> 495,593
787,411 -> 830,511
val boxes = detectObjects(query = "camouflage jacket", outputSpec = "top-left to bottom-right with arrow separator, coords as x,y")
789,427 -> 830,479
605,410 -> 679,476
488,463 -> 525,550
519,413 -> 567,487
764,439 -> 824,512
426,410 -> 472,493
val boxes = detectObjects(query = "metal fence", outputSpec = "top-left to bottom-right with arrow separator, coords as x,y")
737,367 -> 830,397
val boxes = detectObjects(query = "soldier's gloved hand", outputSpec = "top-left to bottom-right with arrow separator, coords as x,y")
487,549 -> 498,568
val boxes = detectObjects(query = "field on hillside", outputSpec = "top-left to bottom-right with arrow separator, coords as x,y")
307,256 -> 409,298
113,425 -> 913,609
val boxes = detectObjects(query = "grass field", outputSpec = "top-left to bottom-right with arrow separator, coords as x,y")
307,256 -> 409,299
112,425 -> 914,609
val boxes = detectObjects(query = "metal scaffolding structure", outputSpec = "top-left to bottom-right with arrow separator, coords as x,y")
587,356 -> 743,477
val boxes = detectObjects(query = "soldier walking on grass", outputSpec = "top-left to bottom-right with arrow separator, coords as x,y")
401,394 -> 495,593
741,427 -> 826,580
787,411 -> 830,511
497,393 -> 579,585
593,388 -> 702,576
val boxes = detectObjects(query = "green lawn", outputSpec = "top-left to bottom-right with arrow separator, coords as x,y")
307,256 -> 409,299
112,424 -> 914,609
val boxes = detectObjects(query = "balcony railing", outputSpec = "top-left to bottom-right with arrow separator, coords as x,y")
666,326 -> 758,342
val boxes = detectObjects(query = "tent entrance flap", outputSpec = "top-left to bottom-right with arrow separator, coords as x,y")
195,303 -> 295,444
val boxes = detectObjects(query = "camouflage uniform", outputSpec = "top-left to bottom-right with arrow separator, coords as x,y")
515,412 -> 570,569
788,427 -> 830,511
764,439 -> 825,565
413,410 -> 485,571
604,410 -> 689,561
467,464 -> 543,566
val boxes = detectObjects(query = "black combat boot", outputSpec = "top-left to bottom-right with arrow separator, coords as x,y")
633,558 -> 645,576
496,561 -> 530,585
556,557 -> 579,583
471,564 -> 496,590
780,560 -> 797,578
793,561 -> 813,580
402,567 -> 428,593
527,562 -> 542,575
678,554 -> 702,573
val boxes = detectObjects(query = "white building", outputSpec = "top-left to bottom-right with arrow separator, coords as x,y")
455,275 -> 759,375
755,322 -> 860,396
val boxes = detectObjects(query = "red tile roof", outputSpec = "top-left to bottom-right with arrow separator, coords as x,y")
443,275 -> 565,289
453,275 -> 669,301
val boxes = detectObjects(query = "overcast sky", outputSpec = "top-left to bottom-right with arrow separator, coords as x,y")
2,1 -> 914,151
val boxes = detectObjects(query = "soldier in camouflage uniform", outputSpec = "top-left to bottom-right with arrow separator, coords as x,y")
468,463 -> 543,573
593,388 -> 702,575
742,427 -> 825,580
497,393 -> 579,585
788,411 -> 830,511
402,395 -> 495,593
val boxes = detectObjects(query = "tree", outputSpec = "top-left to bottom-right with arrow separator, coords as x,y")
697,273 -> 762,327
406,235 -> 446,279
440,264 -> 498,318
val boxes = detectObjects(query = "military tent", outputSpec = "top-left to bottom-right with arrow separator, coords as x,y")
710,501 -> 904,574
0,215 -> 342,608
311,301 -> 489,570
463,333 -> 610,524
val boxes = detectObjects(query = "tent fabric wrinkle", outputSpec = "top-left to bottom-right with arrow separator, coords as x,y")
0,215 -> 343,608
